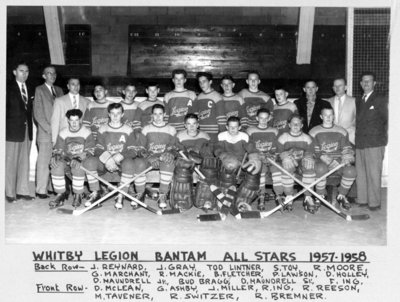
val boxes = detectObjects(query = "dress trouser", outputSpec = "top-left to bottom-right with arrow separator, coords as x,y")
355,146 -> 385,207
5,128 -> 32,198
35,141 -> 53,194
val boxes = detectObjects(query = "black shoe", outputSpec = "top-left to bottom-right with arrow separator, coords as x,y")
368,205 -> 381,211
6,196 -> 16,203
36,193 -> 49,199
72,193 -> 82,208
347,196 -> 357,204
16,194 -> 35,201
49,193 -> 67,209
355,202 -> 368,208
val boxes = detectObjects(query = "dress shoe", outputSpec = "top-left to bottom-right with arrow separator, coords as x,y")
368,205 -> 381,211
36,193 -> 49,199
16,194 -> 35,201
346,196 -> 357,204
355,202 -> 368,208
6,196 -> 16,203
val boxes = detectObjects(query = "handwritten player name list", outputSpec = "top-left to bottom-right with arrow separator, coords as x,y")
32,250 -> 369,301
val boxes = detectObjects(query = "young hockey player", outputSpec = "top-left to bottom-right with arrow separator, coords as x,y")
309,107 -> 356,210
276,114 -> 316,213
246,108 -> 282,211
220,75 -> 248,129
120,84 -> 138,129
140,104 -> 178,209
272,85 -> 298,135
132,81 -> 164,132
238,70 -> 274,128
82,85 -> 111,140
214,116 -> 262,212
49,109 -> 96,209
191,72 -> 225,142
164,69 -> 197,132
83,102 -> 140,209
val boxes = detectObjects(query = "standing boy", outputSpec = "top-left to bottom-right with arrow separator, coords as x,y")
120,84 -> 138,129
272,85 -> 298,135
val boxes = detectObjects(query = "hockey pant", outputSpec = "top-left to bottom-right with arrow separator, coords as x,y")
281,159 -> 316,196
260,163 -> 284,195
314,160 -> 357,196
51,158 -> 86,194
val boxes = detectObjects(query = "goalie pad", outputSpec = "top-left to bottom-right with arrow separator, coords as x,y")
169,158 -> 195,211
218,162 -> 239,193
242,153 -> 262,174
234,172 -> 261,212
219,152 -> 241,171
195,157 -> 218,209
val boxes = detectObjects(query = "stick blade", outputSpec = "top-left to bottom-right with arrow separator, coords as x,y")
56,208 -> 74,215
161,208 -> 182,215
239,211 -> 263,219
197,213 -> 224,222
349,213 -> 370,221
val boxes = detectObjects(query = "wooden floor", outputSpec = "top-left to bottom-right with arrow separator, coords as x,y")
5,188 -> 386,246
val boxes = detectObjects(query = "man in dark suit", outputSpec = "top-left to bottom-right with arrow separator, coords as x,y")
33,65 -> 64,199
51,77 -> 90,145
294,80 -> 332,134
5,62 -> 35,202
355,72 -> 388,211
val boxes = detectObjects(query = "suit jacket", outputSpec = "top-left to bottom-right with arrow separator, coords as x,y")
355,91 -> 388,149
33,83 -> 64,143
51,94 -> 90,144
294,96 -> 332,134
6,80 -> 34,142
328,94 -> 356,145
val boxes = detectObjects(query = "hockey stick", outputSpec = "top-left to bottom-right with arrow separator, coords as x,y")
268,159 -> 369,221
57,166 -> 155,215
236,152 -> 248,180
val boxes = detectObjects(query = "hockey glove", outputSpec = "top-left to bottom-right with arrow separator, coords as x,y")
50,154 -> 62,169
301,156 -> 315,170
147,155 -> 160,169
219,152 -> 241,171
112,153 -> 124,165
341,150 -> 355,166
242,152 -> 262,174
282,156 -> 297,171
105,157 -> 119,172
70,157 -> 82,169
160,151 -> 175,165
320,154 -> 340,169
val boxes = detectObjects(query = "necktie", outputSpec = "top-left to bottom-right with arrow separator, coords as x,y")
72,95 -> 77,109
21,83 -> 28,106
51,86 -> 57,98
362,94 -> 367,102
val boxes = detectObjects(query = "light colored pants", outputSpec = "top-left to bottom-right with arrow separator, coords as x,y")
35,141 -> 53,194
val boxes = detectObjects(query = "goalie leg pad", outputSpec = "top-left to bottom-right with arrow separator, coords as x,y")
234,172 -> 261,211
169,164 -> 194,211
218,164 -> 239,193
195,164 -> 218,210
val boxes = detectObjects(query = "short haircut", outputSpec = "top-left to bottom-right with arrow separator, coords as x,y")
333,77 -> 347,85
360,71 -> 376,81
227,116 -> 241,126
107,102 -> 124,113
152,104 -> 165,113
304,79 -> 317,87
321,107 -> 334,115
247,70 -> 260,79
257,108 -> 271,116
68,77 -> 80,84
184,113 -> 199,123
66,109 -> 83,119
124,84 -> 136,90
288,113 -> 304,124
147,81 -> 159,88
42,65 -> 56,74
196,72 -> 213,81
274,84 -> 287,92
221,74 -> 235,83
13,61 -> 28,70
172,69 -> 187,78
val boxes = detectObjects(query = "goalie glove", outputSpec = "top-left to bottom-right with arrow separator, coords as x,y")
50,153 -> 62,169
112,153 -> 124,165
320,154 -> 340,169
242,152 -> 262,174
301,156 -> 315,170
160,151 -> 175,165
219,152 -> 241,171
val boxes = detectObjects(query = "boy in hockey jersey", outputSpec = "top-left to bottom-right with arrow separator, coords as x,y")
82,85 -> 111,140
120,84 -> 138,129
246,109 -> 282,211
276,114 -> 317,213
191,72 -> 225,142
214,116 -> 262,212
177,113 -> 211,153
164,69 -> 196,132
49,109 -> 96,209
139,104 -> 178,209
132,82 -> 164,132
83,103 -> 142,209
309,107 -> 356,210
272,85 -> 298,135
220,75 -> 248,128
238,70 -> 274,127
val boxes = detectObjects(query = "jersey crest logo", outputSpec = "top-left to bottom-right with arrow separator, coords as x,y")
119,135 -> 126,143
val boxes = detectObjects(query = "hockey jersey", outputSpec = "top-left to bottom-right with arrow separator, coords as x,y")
53,125 -> 95,159
276,132 -> 314,161
238,89 -> 274,127
191,90 -> 225,140
308,124 -> 353,161
120,100 -> 139,129
132,98 -> 164,131
246,126 -> 279,156
176,130 -> 211,153
215,131 -> 255,161
142,123 -> 178,155
222,94 -> 249,128
272,101 -> 298,135
94,123 -> 137,160
82,100 -> 111,140
164,90 -> 197,132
